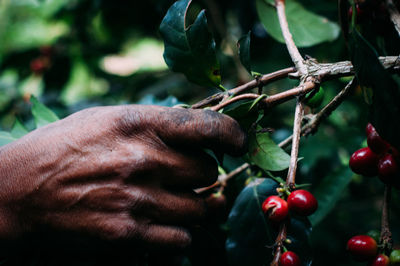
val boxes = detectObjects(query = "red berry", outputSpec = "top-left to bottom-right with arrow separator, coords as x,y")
366,123 -> 390,155
347,235 -> 378,261
370,254 -> 390,266
262,196 -> 288,223
280,251 -> 300,266
378,154 -> 399,185
287,190 -> 318,216
349,147 -> 379,176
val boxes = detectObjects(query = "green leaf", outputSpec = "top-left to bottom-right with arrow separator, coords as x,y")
238,31 -> 252,74
223,100 -> 263,131
248,127 -> 290,171
11,119 -> 29,139
308,167 -> 353,226
0,131 -> 16,146
226,179 -> 312,266
256,0 -> 340,47
31,96 -> 59,128
159,0 -> 221,87
348,29 -> 400,151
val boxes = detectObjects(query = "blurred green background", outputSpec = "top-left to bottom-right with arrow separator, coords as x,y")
0,0 -> 399,265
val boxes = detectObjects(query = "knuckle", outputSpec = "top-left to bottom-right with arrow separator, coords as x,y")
101,216 -> 139,240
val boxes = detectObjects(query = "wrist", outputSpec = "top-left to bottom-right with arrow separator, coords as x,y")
0,144 -> 26,239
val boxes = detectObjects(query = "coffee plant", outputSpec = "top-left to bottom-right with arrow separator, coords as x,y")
0,0 -> 399,265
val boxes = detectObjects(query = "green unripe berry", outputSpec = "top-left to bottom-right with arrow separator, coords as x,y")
306,86 -> 324,108
390,250 -> 400,265
366,230 -> 380,243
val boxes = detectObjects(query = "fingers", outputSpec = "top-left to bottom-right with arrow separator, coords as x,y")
139,224 -> 191,249
40,211 -> 191,249
119,106 -> 248,156
62,184 -> 207,224
146,148 -> 218,188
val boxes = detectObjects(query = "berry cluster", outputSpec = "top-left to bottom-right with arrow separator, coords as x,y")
349,123 -> 399,189
261,189 -> 318,265
347,235 -> 400,265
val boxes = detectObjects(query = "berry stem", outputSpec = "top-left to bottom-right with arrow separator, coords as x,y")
271,223 -> 287,266
380,185 -> 393,253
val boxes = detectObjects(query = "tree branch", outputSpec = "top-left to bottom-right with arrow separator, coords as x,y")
209,81 -> 316,111
386,0 -> 400,37
191,57 -> 399,109
191,67 -> 296,109
275,0 -> 306,75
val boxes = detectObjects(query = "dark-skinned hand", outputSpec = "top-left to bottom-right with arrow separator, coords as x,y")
0,105 -> 246,249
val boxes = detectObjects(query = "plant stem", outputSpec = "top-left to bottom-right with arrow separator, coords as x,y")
286,97 -> 305,189
191,67 -> 296,109
271,223 -> 287,266
210,81 -> 316,112
190,57 -> 399,109
380,185 -> 393,253
275,0 -> 306,75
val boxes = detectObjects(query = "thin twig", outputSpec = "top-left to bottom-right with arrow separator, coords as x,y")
210,81 -> 316,112
285,97 -> 306,189
275,0 -> 306,75
191,67 -> 296,109
279,78 -> 356,147
270,223 -> 287,266
194,162 -> 250,194
386,0 -> 400,37
380,185 -> 393,253
302,78 -> 355,135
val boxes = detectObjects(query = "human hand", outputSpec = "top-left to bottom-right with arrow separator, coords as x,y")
0,105 -> 246,249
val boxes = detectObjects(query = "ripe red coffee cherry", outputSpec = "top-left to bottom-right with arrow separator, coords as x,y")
262,196 -> 288,223
378,153 -> 399,184
287,190 -> 318,216
349,147 -> 379,176
366,123 -> 390,154
347,235 -> 378,261
280,251 -> 300,266
370,254 -> 390,266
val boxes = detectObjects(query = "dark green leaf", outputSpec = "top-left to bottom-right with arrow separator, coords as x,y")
256,0 -> 340,47
308,167 -> 353,226
226,178 -> 312,266
223,100 -> 262,131
238,31 -> 252,74
248,127 -> 290,171
160,0 -> 221,87
0,131 -> 16,146
11,119 -> 29,139
31,96 -> 59,128
348,29 -> 400,150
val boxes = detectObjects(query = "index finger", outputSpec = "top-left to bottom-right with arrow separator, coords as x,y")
122,106 -> 248,156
